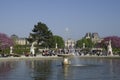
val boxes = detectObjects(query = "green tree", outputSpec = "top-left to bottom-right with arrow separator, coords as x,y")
76,39 -> 83,48
53,35 -> 64,48
27,22 -> 53,48
76,38 -> 94,48
13,45 -> 30,54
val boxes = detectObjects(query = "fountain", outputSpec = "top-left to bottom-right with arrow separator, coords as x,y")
57,47 -> 86,66
58,54 -> 73,65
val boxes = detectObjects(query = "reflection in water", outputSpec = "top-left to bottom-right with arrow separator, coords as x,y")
0,61 -> 19,80
108,59 -> 120,80
0,58 -> 120,80
26,60 -> 54,80
110,59 -> 113,78
63,65 -> 69,78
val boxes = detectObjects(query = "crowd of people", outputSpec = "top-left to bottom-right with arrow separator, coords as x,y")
41,48 -> 117,57
0,48 -> 118,58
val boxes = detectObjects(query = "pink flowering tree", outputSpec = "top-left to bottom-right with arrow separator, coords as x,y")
102,36 -> 120,48
0,33 -> 14,53
97,36 -> 120,54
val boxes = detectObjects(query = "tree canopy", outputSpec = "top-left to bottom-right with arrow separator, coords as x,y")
0,33 -> 13,51
76,38 -> 94,48
99,36 -> 120,49
53,35 -> 64,48
28,22 -> 53,48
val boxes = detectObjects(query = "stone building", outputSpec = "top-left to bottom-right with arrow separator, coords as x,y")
11,34 -> 29,45
84,32 -> 91,39
15,38 -> 29,45
91,33 -> 100,43
84,32 -> 102,43
65,38 -> 75,48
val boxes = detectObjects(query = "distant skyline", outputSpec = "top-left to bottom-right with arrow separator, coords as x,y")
0,0 -> 120,40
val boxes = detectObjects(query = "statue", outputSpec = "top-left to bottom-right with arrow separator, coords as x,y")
83,43 -> 85,48
56,43 -> 58,49
30,41 -> 36,56
10,46 -> 13,54
107,40 -> 113,56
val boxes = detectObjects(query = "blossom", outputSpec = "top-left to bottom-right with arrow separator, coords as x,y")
101,36 -> 120,48
0,33 -> 14,50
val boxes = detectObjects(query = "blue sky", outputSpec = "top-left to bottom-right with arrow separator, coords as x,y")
0,0 -> 120,40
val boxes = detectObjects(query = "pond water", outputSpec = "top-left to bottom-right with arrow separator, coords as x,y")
0,58 -> 120,80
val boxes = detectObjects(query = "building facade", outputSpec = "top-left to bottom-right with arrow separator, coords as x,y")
65,38 -> 75,48
15,38 -> 29,45
84,32 -> 102,43
11,34 -> 29,45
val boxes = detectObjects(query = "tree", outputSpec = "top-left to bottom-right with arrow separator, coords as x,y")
53,35 -> 64,48
27,22 -> 53,48
94,36 -> 120,55
0,33 -> 14,53
10,34 -> 19,45
76,38 -> 94,48
76,39 -> 83,48
99,36 -> 120,51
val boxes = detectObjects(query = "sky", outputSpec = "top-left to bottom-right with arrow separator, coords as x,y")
0,0 -> 120,40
